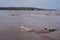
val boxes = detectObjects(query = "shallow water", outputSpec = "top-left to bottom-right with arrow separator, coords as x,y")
0,10 -> 60,40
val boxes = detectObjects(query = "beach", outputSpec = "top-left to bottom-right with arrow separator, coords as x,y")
0,10 -> 60,40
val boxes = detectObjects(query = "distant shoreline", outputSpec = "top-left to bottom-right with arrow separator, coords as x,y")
0,7 -> 57,11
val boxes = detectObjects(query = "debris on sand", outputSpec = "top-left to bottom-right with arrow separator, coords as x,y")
18,26 -> 58,33
11,14 -> 19,16
49,29 -> 58,32
11,14 -> 15,16
18,26 -> 32,32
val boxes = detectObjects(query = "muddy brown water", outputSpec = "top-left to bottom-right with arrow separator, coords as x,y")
0,10 -> 60,40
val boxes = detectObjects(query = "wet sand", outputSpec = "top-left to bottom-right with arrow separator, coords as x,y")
0,10 -> 60,40
0,29 -> 56,40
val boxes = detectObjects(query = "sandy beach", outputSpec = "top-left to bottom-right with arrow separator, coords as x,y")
0,10 -> 60,40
